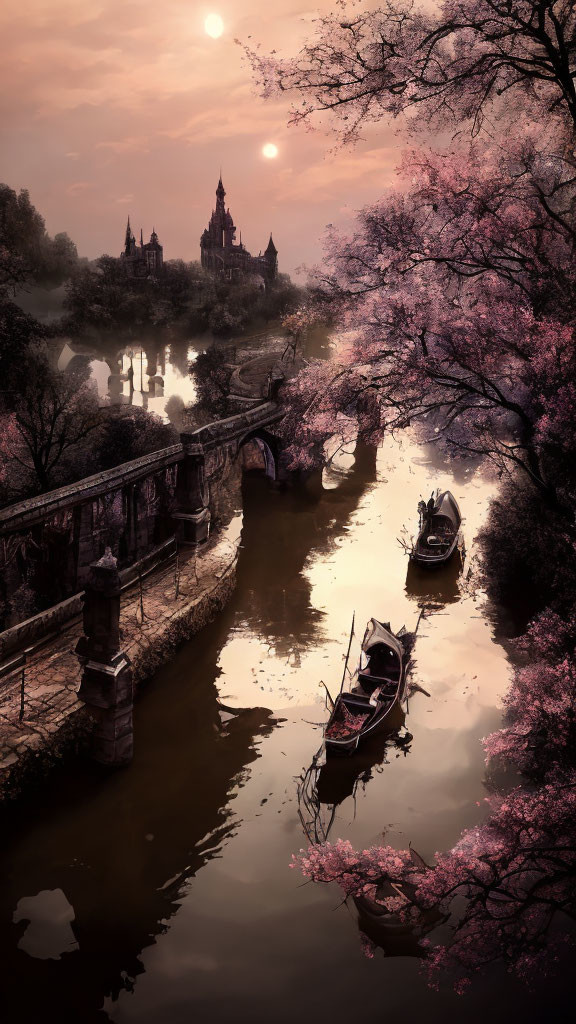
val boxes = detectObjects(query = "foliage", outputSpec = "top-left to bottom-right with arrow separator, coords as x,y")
246,0 -> 576,141
0,346 -> 103,493
253,0 -> 576,992
0,183 -> 77,289
191,346 -> 234,420
485,610 -> 576,776
479,479 -> 576,621
91,406 -> 177,471
0,300 -> 47,390
248,3 -> 576,513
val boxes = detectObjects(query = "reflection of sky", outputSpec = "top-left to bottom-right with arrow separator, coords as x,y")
217,431 -> 509,720
58,341 -> 198,422
104,435 -> 527,1024
116,347 -> 198,421
103,431 -> 530,1021
13,889 -> 78,960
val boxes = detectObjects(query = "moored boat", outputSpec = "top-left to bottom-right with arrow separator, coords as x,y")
410,489 -> 461,566
324,619 -> 410,756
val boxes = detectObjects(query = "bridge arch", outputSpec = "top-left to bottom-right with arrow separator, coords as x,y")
238,427 -> 280,481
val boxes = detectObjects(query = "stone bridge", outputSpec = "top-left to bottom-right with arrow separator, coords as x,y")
0,401 -> 284,644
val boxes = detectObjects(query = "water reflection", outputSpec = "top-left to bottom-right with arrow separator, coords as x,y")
13,889 -> 79,960
0,678 -> 274,1021
56,326 -> 331,426
299,708 -> 411,846
57,334 -> 202,422
1,428 -> 559,1024
405,552 -> 464,610
235,442 -> 378,659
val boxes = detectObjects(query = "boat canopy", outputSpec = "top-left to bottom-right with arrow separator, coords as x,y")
362,618 -> 404,662
432,491 -> 461,529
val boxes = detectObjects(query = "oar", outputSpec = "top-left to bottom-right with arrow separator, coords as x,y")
339,611 -> 356,695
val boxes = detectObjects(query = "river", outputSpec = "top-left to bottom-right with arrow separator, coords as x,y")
0,422 -> 569,1021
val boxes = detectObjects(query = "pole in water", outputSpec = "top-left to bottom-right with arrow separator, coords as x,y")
339,611 -> 356,695
320,680 -> 335,708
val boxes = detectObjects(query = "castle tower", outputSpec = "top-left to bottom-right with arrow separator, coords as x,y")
200,175 -> 278,283
120,219 -> 163,277
264,234 -> 278,280
124,216 -> 136,257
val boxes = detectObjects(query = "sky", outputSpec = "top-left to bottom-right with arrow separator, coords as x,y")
0,0 -> 400,278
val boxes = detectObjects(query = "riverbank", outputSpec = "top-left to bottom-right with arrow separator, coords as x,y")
0,519 -> 241,806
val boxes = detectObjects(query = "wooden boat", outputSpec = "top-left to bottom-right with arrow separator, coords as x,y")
354,875 -> 447,958
410,489 -> 461,567
324,619 -> 410,756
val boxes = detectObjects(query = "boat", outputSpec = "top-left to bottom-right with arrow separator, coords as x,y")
410,489 -> 461,566
324,619 -> 411,756
354,875 -> 447,958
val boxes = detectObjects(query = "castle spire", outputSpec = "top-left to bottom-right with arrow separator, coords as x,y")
140,228 -> 144,248
124,216 -> 134,256
265,233 -> 277,255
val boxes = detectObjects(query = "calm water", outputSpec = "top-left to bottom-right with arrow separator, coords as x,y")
56,327 -> 291,425
0,433 -> 568,1022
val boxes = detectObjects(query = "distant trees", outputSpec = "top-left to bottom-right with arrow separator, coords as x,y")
0,183 -> 77,289
64,252 -> 304,339
191,346 -> 234,420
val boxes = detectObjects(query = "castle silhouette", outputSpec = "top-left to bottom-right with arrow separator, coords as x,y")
120,219 -> 164,278
200,176 -> 278,283
119,176 -> 278,284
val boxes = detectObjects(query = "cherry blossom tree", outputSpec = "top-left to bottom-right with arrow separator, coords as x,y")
484,611 -> 576,775
246,4 -> 576,511
294,775 -> 576,990
247,0 -> 576,991
245,1 -> 576,141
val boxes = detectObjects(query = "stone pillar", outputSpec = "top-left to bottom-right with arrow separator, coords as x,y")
75,549 -> 133,766
173,440 -> 211,545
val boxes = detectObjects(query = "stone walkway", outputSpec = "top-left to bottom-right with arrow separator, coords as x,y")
0,520 -> 241,799
230,347 -> 290,401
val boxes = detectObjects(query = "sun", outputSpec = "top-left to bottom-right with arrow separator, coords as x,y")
262,143 -> 279,159
204,14 -> 224,39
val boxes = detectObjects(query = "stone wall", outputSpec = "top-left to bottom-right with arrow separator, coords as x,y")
0,401 -> 283,637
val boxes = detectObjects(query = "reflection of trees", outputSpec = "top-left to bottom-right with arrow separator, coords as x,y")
0,674 -> 274,1022
234,441 -> 378,656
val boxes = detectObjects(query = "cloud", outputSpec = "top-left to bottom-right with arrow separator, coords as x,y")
66,181 -> 94,196
96,137 -> 151,154
273,147 -> 397,202
0,0 -> 401,274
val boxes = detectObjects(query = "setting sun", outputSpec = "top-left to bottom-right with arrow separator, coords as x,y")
204,13 -> 224,39
262,142 -> 278,159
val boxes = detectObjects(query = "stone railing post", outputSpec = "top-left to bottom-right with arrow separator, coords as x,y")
172,439 -> 211,545
75,548 -> 133,766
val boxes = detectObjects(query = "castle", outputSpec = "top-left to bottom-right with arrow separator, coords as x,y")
120,218 -> 164,277
200,177 -> 278,284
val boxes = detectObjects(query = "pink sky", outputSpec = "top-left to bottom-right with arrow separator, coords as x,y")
0,1 -> 399,277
